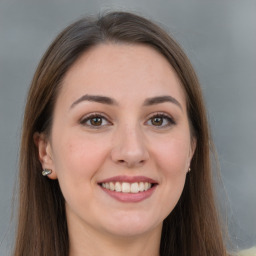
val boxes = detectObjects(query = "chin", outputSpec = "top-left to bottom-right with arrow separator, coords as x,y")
99,214 -> 162,238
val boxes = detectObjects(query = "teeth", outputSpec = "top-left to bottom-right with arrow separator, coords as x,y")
138,182 -> 144,192
115,182 -> 122,192
109,182 -> 115,191
145,182 -> 150,190
131,182 -> 139,193
101,181 -> 153,193
122,182 -> 130,193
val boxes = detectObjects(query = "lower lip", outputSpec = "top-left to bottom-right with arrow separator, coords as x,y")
100,185 -> 157,203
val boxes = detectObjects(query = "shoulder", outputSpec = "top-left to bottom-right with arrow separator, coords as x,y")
237,247 -> 256,256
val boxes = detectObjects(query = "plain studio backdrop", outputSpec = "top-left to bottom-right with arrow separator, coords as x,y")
0,0 -> 255,255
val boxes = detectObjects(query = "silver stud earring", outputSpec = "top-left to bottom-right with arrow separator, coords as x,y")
188,167 -> 191,172
42,169 -> 52,176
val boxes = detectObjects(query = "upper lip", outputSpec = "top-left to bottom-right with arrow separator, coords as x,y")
98,175 -> 158,184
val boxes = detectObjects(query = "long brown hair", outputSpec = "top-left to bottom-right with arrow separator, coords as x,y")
14,12 -> 228,256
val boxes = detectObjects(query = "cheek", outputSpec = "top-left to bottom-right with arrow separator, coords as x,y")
51,132 -> 111,213
151,135 -> 190,211
152,136 -> 191,176
51,133 -> 109,194
53,133 -> 106,173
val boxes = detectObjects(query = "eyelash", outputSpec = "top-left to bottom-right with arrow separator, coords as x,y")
80,112 -> 176,129
80,112 -> 112,129
145,112 -> 176,128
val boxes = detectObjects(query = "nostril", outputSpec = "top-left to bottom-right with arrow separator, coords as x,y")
111,146 -> 149,167
116,159 -> 145,168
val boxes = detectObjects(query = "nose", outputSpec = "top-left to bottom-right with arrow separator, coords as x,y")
111,125 -> 149,168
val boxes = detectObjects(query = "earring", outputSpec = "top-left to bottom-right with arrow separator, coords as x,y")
42,169 -> 52,176
188,167 -> 191,172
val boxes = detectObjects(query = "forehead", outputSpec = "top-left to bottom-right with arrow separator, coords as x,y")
59,43 -> 186,108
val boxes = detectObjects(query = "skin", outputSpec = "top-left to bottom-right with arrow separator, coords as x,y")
36,43 -> 196,256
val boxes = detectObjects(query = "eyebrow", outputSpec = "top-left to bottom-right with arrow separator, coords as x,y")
143,95 -> 183,110
70,94 -> 182,111
70,94 -> 118,109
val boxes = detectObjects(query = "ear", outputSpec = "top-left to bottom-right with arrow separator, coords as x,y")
187,137 -> 197,169
33,132 -> 57,179
190,137 -> 197,158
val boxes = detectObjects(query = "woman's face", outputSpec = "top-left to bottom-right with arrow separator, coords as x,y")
39,44 -> 195,239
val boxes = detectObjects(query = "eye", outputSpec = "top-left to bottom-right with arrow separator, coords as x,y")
80,113 -> 111,128
146,113 -> 175,128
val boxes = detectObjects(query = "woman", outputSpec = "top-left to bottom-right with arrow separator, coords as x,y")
14,12 -> 229,256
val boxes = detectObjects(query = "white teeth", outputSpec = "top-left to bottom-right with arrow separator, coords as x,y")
145,182 -> 150,190
138,182 -> 144,192
115,182 -> 122,192
130,182 -> 139,193
122,182 -> 130,193
109,182 -> 115,191
101,181 -> 153,193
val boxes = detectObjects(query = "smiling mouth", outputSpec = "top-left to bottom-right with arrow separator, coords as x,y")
100,181 -> 155,194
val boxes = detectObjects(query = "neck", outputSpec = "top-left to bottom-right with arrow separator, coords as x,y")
68,215 -> 162,256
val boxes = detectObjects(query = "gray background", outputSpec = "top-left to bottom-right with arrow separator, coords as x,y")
0,0 -> 255,255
